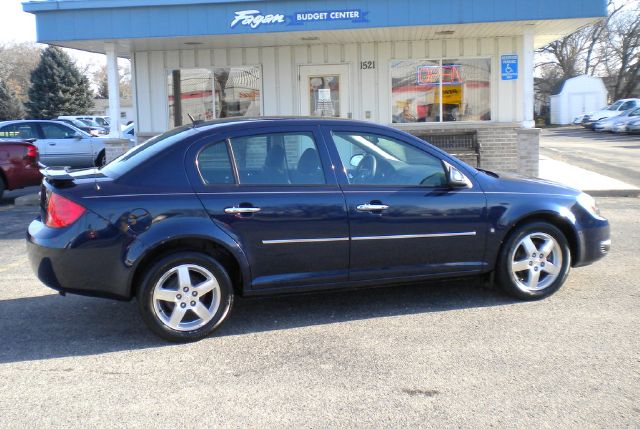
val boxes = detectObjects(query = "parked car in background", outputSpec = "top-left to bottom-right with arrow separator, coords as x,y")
626,117 -> 640,134
57,118 -> 106,136
58,115 -> 110,134
26,118 -> 611,342
611,108 -> 640,133
580,99 -> 640,129
77,118 -> 108,135
0,139 -> 41,199
0,120 -> 106,168
593,107 -> 640,133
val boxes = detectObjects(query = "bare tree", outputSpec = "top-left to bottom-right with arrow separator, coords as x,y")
0,42 -> 42,104
601,3 -> 640,99
92,63 -> 132,99
536,0 -> 625,78
537,30 -> 591,78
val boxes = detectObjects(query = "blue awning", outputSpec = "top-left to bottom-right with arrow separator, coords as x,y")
24,0 -> 607,42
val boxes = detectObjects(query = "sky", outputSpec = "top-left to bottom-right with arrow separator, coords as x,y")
0,0 -> 125,73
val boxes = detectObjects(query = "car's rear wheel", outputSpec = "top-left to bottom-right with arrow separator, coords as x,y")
496,222 -> 571,300
137,251 -> 234,342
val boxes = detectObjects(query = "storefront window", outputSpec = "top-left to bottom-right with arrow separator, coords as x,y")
391,58 -> 491,123
214,66 -> 262,118
168,69 -> 213,127
168,66 -> 261,127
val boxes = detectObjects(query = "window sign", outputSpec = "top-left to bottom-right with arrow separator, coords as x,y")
230,9 -> 368,29
417,65 -> 462,86
501,55 -> 518,80
392,58 -> 491,123
318,88 -> 331,102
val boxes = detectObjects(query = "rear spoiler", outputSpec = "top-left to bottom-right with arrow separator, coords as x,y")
40,167 -> 75,186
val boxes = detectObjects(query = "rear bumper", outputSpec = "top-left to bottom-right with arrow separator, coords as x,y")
26,216 -> 133,300
3,165 -> 41,191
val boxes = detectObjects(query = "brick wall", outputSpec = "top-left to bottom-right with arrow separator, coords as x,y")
516,128 -> 540,177
103,140 -> 131,163
396,122 -> 540,177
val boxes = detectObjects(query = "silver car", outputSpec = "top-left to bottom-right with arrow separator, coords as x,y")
593,107 -> 640,133
0,120 -> 107,168
611,108 -> 640,133
627,117 -> 640,134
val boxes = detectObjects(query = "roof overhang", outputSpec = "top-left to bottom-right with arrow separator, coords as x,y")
23,0 -> 607,56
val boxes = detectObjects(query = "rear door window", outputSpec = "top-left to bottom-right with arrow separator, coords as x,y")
196,142 -> 235,185
229,132 -> 325,185
0,123 -> 39,139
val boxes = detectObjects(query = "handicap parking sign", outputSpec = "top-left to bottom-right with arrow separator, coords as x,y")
501,55 -> 518,80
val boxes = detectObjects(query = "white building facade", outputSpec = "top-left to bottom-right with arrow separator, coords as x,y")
24,0 -> 607,176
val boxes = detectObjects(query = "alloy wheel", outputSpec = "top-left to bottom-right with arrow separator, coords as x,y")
509,232 -> 563,292
152,264 -> 221,331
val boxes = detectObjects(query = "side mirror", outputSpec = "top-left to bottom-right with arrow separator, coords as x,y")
350,154 -> 364,167
73,132 -> 83,140
443,161 -> 471,188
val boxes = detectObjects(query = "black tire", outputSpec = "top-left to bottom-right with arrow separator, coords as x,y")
496,221 -> 571,300
136,251 -> 234,342
95,150 -> 106,168
0,176 -> 5,201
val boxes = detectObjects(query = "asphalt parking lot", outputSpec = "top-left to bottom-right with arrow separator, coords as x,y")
541,127 -> 640,188
0,197 -> 638,427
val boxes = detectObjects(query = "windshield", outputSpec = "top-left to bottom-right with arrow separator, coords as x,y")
80,119 -> 99,127
101,126 -> 197,178
71,119 -> 88,127
607,101 -> 623,111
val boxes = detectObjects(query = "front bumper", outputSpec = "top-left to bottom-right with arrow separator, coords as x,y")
573,220 -> 611,268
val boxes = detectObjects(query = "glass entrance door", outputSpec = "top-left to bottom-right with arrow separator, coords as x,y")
299,65 -> 350,118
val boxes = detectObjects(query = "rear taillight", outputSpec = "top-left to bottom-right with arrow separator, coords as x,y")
24,144 -> 39,165
45,193 -> 86,228
26,144 -> 38,159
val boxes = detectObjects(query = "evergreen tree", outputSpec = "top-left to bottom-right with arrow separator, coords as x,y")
0,79 -> 24,120
26,46 -> 94,119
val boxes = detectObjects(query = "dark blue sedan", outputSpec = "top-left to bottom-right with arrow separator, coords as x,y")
27,118 -> 610,342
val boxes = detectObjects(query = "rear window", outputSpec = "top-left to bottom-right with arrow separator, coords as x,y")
101,126 -> 197,178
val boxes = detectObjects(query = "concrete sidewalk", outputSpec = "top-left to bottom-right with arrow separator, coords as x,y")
538,155 -> 639,197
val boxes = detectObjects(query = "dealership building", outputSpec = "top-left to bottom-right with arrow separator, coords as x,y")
24,0 -> 606,175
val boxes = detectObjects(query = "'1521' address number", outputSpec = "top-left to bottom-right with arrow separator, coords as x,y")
360,61 -> 376,70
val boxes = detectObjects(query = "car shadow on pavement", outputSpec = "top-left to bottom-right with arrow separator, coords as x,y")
0,278 -> 517,364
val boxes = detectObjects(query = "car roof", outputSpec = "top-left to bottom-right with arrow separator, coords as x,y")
0,119 -> 79,126
191,116 -> 386,133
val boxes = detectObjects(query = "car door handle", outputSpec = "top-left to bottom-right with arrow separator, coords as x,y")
224,206 -> 261,214
49,143 -> 56,145
356,203 -> 389,212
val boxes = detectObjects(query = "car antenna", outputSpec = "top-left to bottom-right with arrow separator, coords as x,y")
187,113 -> 203,128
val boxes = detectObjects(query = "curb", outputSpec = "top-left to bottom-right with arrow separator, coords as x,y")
581,189 -> 640,198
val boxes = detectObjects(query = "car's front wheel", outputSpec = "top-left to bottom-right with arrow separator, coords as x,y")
496,222 -> 571,300
137,252 -> 234,342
